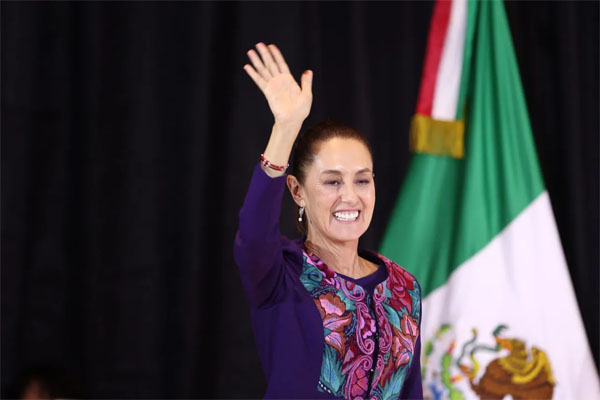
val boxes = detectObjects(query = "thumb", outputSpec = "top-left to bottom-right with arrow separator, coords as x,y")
300,70 -> 313,95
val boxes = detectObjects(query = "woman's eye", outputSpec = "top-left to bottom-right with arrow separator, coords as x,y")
356,179 -> 371,185
325,180 -> 341,186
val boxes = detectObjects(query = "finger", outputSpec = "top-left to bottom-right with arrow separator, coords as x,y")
301,70 -> 313,95
268,44 -> 291,74
247,49 -> 273,81
243,64 -> 267,91
256,42 -> 280,77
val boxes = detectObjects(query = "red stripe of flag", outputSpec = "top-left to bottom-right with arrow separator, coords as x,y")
415,0 -> 452,116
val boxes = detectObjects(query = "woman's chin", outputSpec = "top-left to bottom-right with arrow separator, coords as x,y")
325,224 -> 368,243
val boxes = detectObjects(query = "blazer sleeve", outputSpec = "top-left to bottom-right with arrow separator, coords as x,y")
233,163 -> 288,308
399,335 -> 423,399
399,280 -> 424,399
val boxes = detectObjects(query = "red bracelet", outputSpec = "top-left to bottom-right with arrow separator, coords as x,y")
260,154 -> 289,172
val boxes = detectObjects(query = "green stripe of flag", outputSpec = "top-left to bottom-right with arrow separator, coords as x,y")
381,0 -> 545,296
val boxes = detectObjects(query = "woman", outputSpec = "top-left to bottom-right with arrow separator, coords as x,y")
234,42 -> 422,400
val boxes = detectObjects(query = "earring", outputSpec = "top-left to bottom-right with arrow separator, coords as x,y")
298,207 -> 304,222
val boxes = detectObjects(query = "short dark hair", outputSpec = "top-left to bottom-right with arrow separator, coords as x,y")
291,120 -> 373,235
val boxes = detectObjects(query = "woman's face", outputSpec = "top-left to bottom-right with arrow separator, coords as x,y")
299,137 -> 375,244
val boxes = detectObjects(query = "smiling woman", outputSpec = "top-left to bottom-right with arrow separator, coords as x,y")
234,43 -> 423,399
288,121 -> 375,248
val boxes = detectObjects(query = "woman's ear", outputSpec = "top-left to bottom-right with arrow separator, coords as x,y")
286,175 -> 305,207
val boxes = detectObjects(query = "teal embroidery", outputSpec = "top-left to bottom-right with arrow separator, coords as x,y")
300,250 -> 421,399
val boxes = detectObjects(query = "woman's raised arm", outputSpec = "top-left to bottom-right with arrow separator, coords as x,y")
234,44 -> 312,308
244,43 -> 313,177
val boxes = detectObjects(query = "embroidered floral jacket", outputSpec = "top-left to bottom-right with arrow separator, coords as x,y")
234,164 -> 423,399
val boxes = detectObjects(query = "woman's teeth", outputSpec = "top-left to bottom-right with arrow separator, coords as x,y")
333,211 -> 359,222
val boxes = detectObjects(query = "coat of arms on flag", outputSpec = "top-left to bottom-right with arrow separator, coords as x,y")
423,324 -> 555,399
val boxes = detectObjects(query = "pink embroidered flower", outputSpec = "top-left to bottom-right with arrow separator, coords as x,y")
344,355 -> 372,399
401,312 -> 418,337
392,314 -> 418,368
317,292 -> 345,317
386,265 -> 415,314
316,292 -> 352,356
323,313 -> 352,355
349,367 -> 369,399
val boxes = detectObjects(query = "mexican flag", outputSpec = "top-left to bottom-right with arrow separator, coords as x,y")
380,0 -> 600,398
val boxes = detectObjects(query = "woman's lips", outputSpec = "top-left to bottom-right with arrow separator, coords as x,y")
332,210 -> 360,222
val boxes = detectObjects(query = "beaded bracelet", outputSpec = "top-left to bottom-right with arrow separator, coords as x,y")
260,154 -> 289,172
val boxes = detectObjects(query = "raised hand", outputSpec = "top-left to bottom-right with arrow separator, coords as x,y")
244,43 -> 313,127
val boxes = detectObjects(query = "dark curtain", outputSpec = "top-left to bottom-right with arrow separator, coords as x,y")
2,1 -> 597,398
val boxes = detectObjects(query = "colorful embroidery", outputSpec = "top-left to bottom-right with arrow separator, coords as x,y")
300,251 -> 421,400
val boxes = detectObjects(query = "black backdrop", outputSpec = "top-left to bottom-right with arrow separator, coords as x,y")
2,1 -> 598,398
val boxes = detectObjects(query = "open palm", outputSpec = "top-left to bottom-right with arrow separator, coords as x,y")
244,43 -> 313,126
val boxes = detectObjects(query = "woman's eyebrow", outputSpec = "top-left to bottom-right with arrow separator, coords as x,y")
320,168 -> 373,176
320,169 -> 342,176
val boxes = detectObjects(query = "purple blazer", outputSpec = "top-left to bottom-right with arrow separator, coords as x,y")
234,164 -> 423,399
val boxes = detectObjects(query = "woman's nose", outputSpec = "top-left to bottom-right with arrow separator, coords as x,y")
340,183 -> 358,203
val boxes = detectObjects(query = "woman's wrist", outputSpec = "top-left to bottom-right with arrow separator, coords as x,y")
259,162 -> 286,178
262,121 -> 303,172
259,153 -> 288,178
272,119 -> 303,139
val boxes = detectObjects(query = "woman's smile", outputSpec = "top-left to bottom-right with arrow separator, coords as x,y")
332,210 -> 360,222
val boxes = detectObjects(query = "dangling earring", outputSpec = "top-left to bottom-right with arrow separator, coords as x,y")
298,207 -> 304,222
